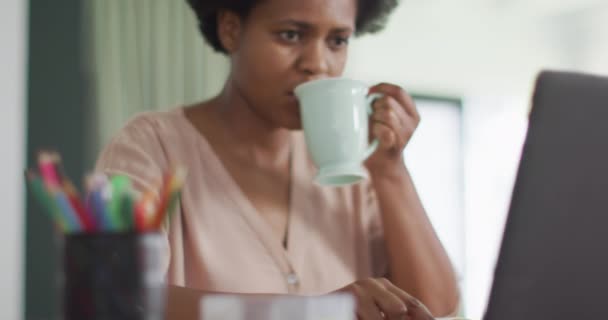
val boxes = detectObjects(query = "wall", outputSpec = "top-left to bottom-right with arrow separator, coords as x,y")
0,0 -> 27,319
26,1 -> 90,318
344,1 -> 567,97
546,4 -> 608,75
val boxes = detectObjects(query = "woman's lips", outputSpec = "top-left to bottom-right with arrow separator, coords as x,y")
286,92 -> 301,116
287,92 -> 298,103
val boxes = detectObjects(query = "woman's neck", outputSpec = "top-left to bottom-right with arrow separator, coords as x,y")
194,78 -> 292,166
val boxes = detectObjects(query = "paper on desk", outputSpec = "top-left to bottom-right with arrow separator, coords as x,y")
200,293 -> 355,320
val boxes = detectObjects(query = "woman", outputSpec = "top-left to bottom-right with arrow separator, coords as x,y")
96,0 -> 460,319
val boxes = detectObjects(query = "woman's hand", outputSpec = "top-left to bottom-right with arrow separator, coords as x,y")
337,278 -> 435,320
365,83 -> 420,178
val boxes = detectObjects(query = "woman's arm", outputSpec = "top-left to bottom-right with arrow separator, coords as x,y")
166,285 -> 205,320
165,286 -> 278,320
365,83 -> 460,316
372,167 -> 460,316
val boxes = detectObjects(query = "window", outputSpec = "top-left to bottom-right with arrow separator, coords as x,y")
408,95 -> 528,318
406,96 -> 465,282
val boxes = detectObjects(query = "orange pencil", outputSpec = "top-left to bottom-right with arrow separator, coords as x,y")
135,190 -> 157,231
150,167 -> 186,230
148,171 -> 173,230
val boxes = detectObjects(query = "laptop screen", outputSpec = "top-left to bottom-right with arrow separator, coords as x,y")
484,71 -> 608,320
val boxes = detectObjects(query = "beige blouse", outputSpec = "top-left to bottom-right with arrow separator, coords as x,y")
95,107 -> 387,295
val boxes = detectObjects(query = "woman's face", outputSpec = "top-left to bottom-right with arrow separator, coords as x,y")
225,0 -> 357,130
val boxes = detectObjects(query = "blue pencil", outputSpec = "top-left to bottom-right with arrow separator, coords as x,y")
88,189 -> 113,231
53,190 -> 82,233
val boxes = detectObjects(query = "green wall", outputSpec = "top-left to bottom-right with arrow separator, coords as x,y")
25,1 -> 90,318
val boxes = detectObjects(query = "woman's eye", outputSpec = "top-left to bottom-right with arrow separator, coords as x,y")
330,37 -> 349,48
279,30 -> 301,42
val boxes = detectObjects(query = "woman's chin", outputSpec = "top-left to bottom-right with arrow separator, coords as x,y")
278,111 -> 302,130
280,102 -> 302,130
282,118 -> 303,130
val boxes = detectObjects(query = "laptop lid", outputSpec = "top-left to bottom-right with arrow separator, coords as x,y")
484,71 -> 608,320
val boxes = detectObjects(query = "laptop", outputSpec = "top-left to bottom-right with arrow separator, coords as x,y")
484,71 -> 608,320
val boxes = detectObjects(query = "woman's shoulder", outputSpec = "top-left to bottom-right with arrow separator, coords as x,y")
115,108 -> 187,141
95,107 -> 192,188
102,107 -> 201,158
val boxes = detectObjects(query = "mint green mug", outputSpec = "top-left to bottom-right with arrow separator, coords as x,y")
295,78 -> 380,186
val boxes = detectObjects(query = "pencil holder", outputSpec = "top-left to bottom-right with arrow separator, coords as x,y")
62,232 -> 166,320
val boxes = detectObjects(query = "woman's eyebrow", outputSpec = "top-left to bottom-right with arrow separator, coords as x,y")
275,19 -> 354,33
331,26 -> 354,33
275,19 -> 313,29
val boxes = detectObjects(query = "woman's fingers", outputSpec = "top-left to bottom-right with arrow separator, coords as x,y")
345,278 -> 433,320
380,279 -> 434,320
352,283 -> 385,320
369,83 -> 419,121
372,96 -> 406,128
371,95 -> 418,150
371,97 -> 400,149
372,96 -> 407,148
366,278 -> 410,320
372,119 -> 397,150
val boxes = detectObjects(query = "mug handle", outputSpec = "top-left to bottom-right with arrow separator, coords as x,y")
363,92 -> 383,160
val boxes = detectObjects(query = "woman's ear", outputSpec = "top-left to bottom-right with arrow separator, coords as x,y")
217,10 -> 242,53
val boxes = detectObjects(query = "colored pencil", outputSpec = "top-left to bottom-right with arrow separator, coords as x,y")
38,152 -> 61,188
27,151 -> 187,234
85,174 -> 113,231
63,180 -> 96,232
151,167 -> 186,229
135,191 -> 157,232
25,171 -> 69,232
51,188 -> 82,232
108,175 -> 131,230
120,190 -> 135,230
88,189 -> 110,231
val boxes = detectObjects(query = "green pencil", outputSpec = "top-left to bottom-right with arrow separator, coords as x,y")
120,191 -> 135,230
26,172 -> 69,232
109,175 -> 133,231
163,190 -> 181,224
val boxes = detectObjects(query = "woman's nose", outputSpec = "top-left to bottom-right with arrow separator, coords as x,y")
297,40 -> 330,77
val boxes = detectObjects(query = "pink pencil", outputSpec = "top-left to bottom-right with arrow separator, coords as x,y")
38,152 -> 62,189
